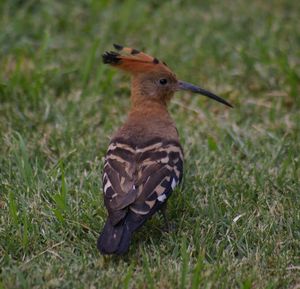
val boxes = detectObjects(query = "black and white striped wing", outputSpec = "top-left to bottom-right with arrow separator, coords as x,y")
102,139 -> 184,225
129,141 -> 183,217
102,142 -> 138,225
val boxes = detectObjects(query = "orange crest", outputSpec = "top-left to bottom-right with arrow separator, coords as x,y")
103,44 -> 172,75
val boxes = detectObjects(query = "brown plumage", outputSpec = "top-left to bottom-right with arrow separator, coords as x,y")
98,45 -> 232,255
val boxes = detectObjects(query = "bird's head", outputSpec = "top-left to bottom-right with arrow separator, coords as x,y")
103,44 -> 232,108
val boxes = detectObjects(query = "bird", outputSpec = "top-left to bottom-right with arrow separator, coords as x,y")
97,44 -> 232,255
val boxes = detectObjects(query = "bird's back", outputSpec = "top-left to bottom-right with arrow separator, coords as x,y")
98,104 -> 184,255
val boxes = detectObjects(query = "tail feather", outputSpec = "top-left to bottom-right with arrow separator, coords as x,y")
97,212 -> 145,255
115,223 -> 132,255
115,213 -> 144,255
97,219 -> 124,254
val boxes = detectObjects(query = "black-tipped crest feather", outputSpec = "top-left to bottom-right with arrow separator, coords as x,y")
113,43 -> 123,50
102,51 -> 121,64
131,49 -> 140,55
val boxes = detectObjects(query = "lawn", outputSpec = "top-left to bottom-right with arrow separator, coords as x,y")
0,0 -> 299,288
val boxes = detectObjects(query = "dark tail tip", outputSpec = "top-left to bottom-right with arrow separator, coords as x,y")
97,219 -> 124,255
97,220 -> 133,255
97,233 -> 110,255
115,226 -> 132,255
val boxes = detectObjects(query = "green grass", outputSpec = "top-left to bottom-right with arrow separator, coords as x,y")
0,0 -> 299,288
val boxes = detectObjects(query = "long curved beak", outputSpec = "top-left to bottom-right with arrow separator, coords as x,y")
178,81 -> 233,108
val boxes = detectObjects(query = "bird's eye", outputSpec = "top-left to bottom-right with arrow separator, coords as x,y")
159,78 -> 168,85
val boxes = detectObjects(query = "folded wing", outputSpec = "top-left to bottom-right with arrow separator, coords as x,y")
99,138 -> 183,254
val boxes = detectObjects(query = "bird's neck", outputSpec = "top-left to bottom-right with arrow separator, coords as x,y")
113,97 -> 178,144
129,98 -> 168,116
130,88 -> 168,108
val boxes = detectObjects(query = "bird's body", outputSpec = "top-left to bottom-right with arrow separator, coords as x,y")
97,45 -> 232,255
98,102 -> 183,255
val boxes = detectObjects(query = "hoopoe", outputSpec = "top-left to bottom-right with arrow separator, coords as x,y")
98,44 -> 232,255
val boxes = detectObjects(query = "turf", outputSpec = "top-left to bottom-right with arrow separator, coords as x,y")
0,0 -> 299,288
